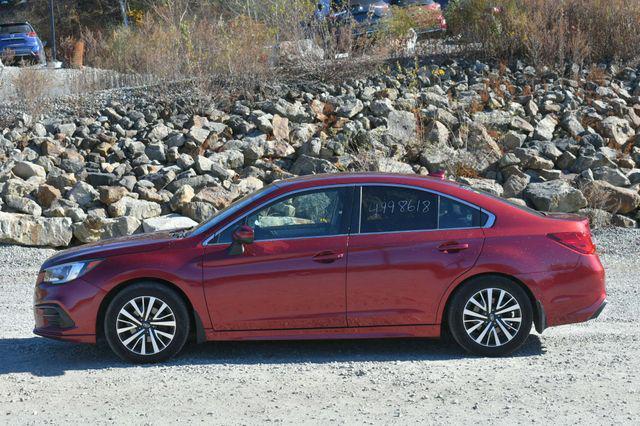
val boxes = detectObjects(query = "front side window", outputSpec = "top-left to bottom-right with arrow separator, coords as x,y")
360,186 -> 438,233
218,188 -> 350,243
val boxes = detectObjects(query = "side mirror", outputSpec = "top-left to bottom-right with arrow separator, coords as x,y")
228,225 -> 254,255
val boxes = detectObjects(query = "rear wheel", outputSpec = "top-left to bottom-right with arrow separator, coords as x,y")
104,282 -> 190,363
447,276 -> 533,356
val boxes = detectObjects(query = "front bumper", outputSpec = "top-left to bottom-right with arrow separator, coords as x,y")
33,277 -> 106,344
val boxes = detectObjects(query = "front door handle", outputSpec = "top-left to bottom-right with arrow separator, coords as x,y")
438,242 -> 470,253
312,251 -> 344,264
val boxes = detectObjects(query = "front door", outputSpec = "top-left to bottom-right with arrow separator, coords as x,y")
203,186 -> 353,331
346,185 -> 485,327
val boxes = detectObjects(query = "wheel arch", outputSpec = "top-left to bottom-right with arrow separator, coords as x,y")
438,272 -> 544,336
96,278 -> 206,344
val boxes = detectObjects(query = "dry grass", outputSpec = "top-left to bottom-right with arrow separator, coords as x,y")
10,69 -> 52,116
454,162 -> 481,178
446,0 -> 640,68
79,0 -> 400,92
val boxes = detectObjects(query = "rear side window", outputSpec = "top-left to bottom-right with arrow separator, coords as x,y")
438,196 -> 487,229
0,24 -> 33,34
360,186 -> 438,233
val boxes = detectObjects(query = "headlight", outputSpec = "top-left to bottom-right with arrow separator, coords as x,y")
42,260 -> 101,285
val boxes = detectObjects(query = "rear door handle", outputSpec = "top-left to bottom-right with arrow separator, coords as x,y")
438,242 -> 470,253
312,251 -> 344,264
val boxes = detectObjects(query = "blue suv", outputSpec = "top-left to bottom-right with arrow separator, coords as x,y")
0,22 -> 46,65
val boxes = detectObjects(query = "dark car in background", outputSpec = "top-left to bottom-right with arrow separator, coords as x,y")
0,22 -> 46,65
316,0 -> 445,39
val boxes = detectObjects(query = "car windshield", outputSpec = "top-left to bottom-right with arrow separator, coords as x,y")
188,183 -> 280,237
0,24 -> 32,34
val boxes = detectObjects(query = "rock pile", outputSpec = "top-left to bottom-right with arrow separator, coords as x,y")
2,60 -> 640,247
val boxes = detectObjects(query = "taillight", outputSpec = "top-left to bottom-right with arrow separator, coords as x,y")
548,232 -> 596,255
27,31 -> 37,37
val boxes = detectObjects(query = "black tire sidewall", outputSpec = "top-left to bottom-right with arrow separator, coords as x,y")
104,282 -> 190,364
448,276 -> 533,357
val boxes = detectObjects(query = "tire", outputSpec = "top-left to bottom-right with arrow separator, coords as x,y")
104,282 -> 190,364
447,276 -> 533,357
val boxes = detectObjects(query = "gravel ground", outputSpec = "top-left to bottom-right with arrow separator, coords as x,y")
0,229 -> 638,425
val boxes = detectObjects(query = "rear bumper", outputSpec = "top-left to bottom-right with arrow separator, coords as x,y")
517,254 -> 606,329
589,299 -> 607,320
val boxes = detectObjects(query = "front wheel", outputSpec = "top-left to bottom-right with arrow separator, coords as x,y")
104,282 -> 190,363
447,276 -> 533,357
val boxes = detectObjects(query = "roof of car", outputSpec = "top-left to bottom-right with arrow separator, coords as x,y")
0,22 -> 31,26
273,172 -> 463,189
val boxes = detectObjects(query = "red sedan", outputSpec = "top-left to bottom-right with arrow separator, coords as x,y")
34,173 -> 607,363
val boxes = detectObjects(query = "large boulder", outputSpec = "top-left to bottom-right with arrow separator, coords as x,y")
373,158 -> 414,174
12,161 -> 46,179
464,123 -> 502,171
73,216 -> 141,243
582,180 -> 640,214
290,155 -> 338,175
108,197 -> 161,220
4,195 -> 42,217
0,212 -> 72,247
458,177 -> 504,197
67,182 -> 99,207
142,214 -> 198,233
524,180 -> 587,212
600,116 -> 634,148
387,110 -> 417,144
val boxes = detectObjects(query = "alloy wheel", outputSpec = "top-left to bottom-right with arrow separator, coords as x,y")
462,288 -> 522,347
116,296 -> 177,356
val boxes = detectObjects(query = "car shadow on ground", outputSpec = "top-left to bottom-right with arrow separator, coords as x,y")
0,335 -> 545,377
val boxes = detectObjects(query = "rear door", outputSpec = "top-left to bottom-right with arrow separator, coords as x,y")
346,185 -> 486,326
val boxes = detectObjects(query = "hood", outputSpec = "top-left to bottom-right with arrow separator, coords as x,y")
41,232 -> 178,269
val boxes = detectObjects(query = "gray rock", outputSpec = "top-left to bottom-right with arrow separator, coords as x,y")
601,116 -> 634,148
425,121 -> 450,145
73,216 -> 141,243
503,173 -> 530,198
142,214 -> 198,233
4,195 -> 42,217
524,180 -> 587,212
145,143 -> 166,162
181,201 -> 216,223
148,123 -> 170,140
336,96 -> 364,118
0,212 -> 72,247
582,180 -> 640,214
170,185 -> 195,211
459,177 -> 504,197
533,115 -> 557,140
12,161 -> 46,179
108,197 -> 161,220
500,132 -> 526,150
373,158 -> 414,174
592,166 -> 631,187
67,182 -> 99,207
290,155 -> 338,175
387,110 -> 417,145
370,98 -> 395,117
